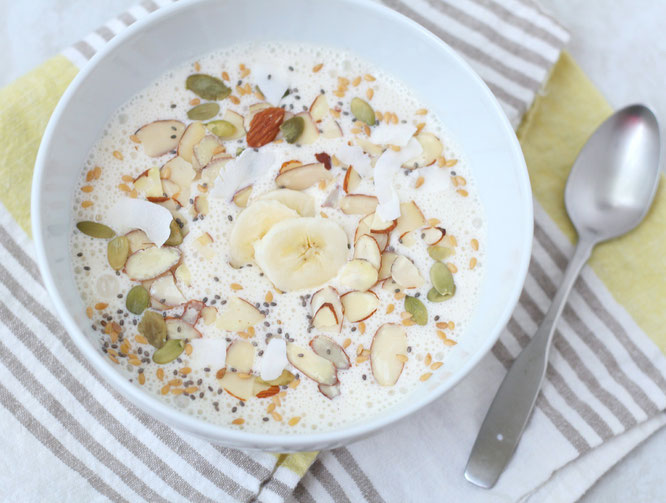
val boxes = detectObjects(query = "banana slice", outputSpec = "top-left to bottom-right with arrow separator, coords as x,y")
254,218 -> 348,291
229,200 -> 299,267
258,189 -> 316,216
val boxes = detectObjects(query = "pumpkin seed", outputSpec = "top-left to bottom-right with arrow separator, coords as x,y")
236,147 -> 245,156
164,220 -> 183,246
126,285 -> 150,315
152,339 -> 185,364
206,120 -> 237,139
185,74 -> 231,101
427,286 -> 455,303
187,102 -> 220,120
351,97 -> 376,126
404,296 -> 428,325
280,116 -> 304,143
138,311 -> 167,349
76,221 -> 115,239
430,262 -> 455,296
256,369 -> 295,387
427,245 -> 454,261
107,236 -> 129,270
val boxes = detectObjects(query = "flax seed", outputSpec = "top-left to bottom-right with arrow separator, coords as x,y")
420,372 -> 433,382
157,368 -> 165,380
267,403 -> 276,413
129,189 -> 138,199
352,76 -> 362,86
271,411 -> 283,421
424,353 -> 432,366
168,378 -> 182,386
230,283 -> 243,290
289,379 -> 300,389
402,319 -> 416,326
118,183 -> 130,192
343,338 -> 351,349
113,150 -> 123,160
180,367 -> 192,376
431,362 -> 443,370
415,122 -> 426,134
288,416 -> 301,426
81,185 -> 94,193
395,354 -> 408,363
366,88 -> 374,100
86,306 -> 93,319
94,302 -> 108,310
161,384 -> 170,395
386,303 -> 395,314
448,321 -> 455,330
138,373 -> 146,385
229,95 -> 240,105
389,144 -> 401,152
193,61 -> 201,71
171,388 -> 184,395
446,263 -> 458,274
457,189 -> 469,197
446,159 -> 458,167
415,176 -> 425,188
190,98 -> 201,106
81,200 -> 93,208
356,345 -> 364,356
395,291 -> 406,300
443,339 -> 457,347
333,90 -> 345,98
312,63 -> 323,73
358,321 -> 366,334
184,343 -> 193,356
222,71 -> 230,81
364,73 -> 376,81
185,386 -> 198,394
108,355 -> 119,364
415,108 -> 428,115
469,257 -> 478,270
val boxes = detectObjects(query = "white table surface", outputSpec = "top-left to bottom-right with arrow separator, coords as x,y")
2,0 -> 665,501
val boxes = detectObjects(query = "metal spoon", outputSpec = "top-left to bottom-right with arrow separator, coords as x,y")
465,104 -> 661,489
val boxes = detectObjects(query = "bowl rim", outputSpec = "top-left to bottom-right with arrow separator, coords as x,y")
31,0 -> 533,449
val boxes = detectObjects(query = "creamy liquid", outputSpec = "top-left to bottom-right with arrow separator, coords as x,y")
70,42 -> 485,433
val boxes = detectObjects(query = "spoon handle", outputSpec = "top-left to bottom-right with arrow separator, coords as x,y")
464,237 -> 594,489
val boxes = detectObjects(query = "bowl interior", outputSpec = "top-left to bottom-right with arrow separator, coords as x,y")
32,0 -> 531,451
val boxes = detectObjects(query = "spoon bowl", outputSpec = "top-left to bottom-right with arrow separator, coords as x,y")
565,104 -> 661,241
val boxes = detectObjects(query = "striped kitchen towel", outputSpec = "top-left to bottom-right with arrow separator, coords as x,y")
3,0 -> 666,502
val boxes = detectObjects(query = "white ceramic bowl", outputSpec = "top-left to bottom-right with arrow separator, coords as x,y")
32,0 -> 532,451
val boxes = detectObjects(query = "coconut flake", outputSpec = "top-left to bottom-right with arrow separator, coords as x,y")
107,198 -> 173,247
188,338 -> 227,371
259,338 -> 288,381
254,64 -> 290,106
210,149 -> 275,201
370,123 -> 416,147
373,138 -> 423,221
336,144 -> 372,177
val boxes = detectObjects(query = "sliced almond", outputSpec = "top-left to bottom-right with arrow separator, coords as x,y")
339,194 -> 378,215
354,214 -> 389,252
391,255 -> 425,289
175,263 -> 192,287
286,343 -> 337,385
378,252 -> 398,281
311,286 -> 344,332
133,167 -> 163,198
421,226 -> 445,245
193,135 -> 222,170
320,116 -> 343,139
181,299 -> 205,324
338,259 -> 378,292
318,383 -> 341,400
177,122 -> 206,163
309,335 -> 350,370
194,195 -> 209,216
402,132 -> 443,169
340,290 -> 379,323
278,160 -> 303,174
353,234 -> 381,269
311,302 -> 339,330
275,162 -> 332,190
342,166 -> 361,193
369,211 -> 397,233
161,179 -> 180,199
294,112 -> 318,144
165,318 -> 201,339
216,296 -> 265,331
200,305 -> 217,325
226,339 -> 255,372
135,120 -> 185,157
200,156 -> 230,185
310,94 -> 329,122
125,229 -> 154,254
193,232 -> 215,260
394,201 -> 426,236
149,273 -> 186,307
371,324 -> 408,386
232,186 -> 252,208
355,137 -> 383,157
125,247 -> 181,281
219,372 -> 256,401
398,230 -> 416,247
